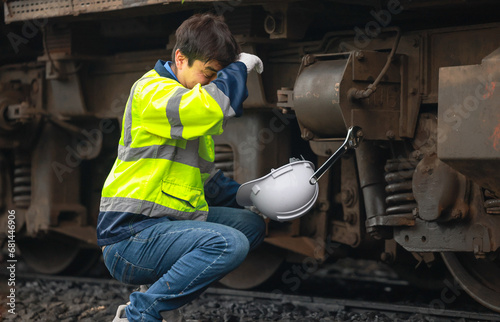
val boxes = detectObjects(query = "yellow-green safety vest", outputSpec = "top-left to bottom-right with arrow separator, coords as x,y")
100,60 -> 247,221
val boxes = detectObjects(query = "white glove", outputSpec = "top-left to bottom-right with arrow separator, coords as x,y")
237,53 -> 264,74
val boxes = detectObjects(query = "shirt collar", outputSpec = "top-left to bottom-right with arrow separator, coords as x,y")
153,60 -> 179,82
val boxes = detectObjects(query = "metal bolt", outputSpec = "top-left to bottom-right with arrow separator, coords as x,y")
341,189 -> 354,207
303,55 -> 316,66
301,128 -> 314,140
355,51 -> 365,61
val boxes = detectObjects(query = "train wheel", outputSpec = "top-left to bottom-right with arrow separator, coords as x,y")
18,235 -> 100,275
442,252 -> 500,312
219,243 -> 285,289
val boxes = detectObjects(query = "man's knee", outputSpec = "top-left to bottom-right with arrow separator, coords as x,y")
222,228 -> 250,270
243,210 -> 266,249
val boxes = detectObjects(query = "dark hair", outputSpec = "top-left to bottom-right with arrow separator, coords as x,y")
172,13 -> 240,68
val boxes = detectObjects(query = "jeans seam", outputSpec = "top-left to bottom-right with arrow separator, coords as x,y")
141,227 -> 228,319
180,231 -> 227,294
111,252 -> 119,278
103,243 -> 115,262
134,226 -> 229,242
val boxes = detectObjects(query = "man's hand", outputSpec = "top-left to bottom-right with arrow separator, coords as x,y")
237,53 -> 264,74
245,206 -> 267,219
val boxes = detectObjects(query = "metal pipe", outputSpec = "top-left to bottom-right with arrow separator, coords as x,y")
349,27 -> 402,100
355,142 -> 388,223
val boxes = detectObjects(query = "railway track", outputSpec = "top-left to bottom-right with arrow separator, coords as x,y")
2,272 -> 500,321
207,288 -> 500,321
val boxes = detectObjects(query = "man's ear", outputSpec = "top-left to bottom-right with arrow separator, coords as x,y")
175,49 -> 186,70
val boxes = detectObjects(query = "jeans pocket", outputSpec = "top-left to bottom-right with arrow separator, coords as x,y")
107,251 -> 157,285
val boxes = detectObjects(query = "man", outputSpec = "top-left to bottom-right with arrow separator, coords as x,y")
97,13 -> 266,322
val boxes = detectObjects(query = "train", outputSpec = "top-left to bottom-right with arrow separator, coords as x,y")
1,0 -> 500,313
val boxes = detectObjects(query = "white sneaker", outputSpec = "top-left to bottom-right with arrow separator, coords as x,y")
112,304 -> 129,322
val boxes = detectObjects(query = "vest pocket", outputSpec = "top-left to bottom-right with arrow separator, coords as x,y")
161,179 -> 201,210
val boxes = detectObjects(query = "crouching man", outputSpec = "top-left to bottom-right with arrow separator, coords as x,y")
97,13 -> 266,322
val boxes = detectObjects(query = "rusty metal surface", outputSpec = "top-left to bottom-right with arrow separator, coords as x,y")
26,123 -> 87,234
342,51 -> 402,140
292,55 -> 348,138
331,154 -> 362,247
351,109 -> 400,140
394,184 -> 500,253
3,0 -> 213,23
438,46 -> 500,195
424,25 -> 500,103
263,2 -> 311,40
351,50 -> 401,83
290,50 -> 404,141
265,236 -> 325,259
308,139 -> 343,157
384,159 -> 418,216
442,251 -> 500,313
365,214 -> 414,227
412,154 -> 469,222
356,141 -> 390,238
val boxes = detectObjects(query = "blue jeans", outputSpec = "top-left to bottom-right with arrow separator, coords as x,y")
102,207 -> 265,322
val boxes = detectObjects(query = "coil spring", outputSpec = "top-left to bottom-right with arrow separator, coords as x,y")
384,158 -> 417,216
214,144 -> 234,179
484,190 -> 500,215
13,154 -> 31,208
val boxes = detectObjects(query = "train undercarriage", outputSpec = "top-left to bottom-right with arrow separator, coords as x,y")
1,0 -> 500,313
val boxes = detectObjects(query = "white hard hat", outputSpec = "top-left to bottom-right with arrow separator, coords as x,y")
236,159 -> 319,222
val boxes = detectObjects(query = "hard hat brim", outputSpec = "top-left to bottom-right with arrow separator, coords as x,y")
275,183 -> 319,221
236,176 -> 265,206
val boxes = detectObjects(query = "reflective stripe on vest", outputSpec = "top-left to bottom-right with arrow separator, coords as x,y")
100,196 -> 208,221
166,87 -> 190,139
117,139 -> 214,173
123,77 -> 154,147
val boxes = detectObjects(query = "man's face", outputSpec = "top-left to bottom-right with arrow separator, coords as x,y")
174,49 -> 222,89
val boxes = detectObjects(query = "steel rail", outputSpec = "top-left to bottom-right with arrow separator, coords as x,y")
206,287 -> 500,321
